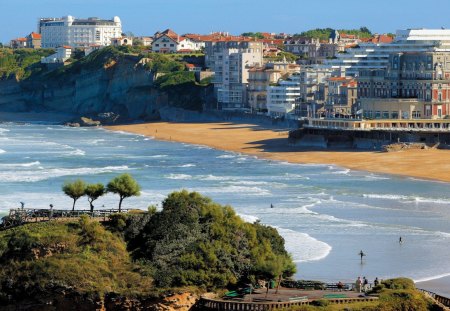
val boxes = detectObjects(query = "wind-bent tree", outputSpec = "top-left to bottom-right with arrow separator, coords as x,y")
107,174 -> 141,212
85,183 -> 106,212
62,179 -> 87,211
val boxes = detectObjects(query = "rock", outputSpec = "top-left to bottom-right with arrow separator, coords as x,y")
65,122 -> 80,127
80,117 -> 101,126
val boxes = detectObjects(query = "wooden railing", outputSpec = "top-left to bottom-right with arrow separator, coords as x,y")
198,297 -> 378,311
419,289 -> 450,309
0,208 -> 130,230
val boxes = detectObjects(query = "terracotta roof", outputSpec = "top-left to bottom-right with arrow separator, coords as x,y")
62,45 -> 72,49
177,49 -> 195,52
29,32 -> 41,39
328,77 -> 351,81
16,38 -> 27,42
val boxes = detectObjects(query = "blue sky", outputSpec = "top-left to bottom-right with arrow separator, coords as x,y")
2,0 -> 450,43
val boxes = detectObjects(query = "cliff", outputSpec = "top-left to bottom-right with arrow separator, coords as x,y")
0,48 -> 213,122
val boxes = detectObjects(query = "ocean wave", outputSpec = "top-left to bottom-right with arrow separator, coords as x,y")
0,165 -> 130,183
276,227 -> 332,262
178,164 -> 196,168
200,174 -> 233,181
331,169 -> 351,175
363,193 -> 450,204
0,161 -> 40,168
414,272 -> 450,283
0,149 -> 5,154
216,154 -> 235,159
166,174 -> 192,180
148,155 -> 168,158
194,185 -> 272,196
67,148 -> 86,156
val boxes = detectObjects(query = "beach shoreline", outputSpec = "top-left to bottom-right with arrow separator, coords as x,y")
106,121 -> 450,183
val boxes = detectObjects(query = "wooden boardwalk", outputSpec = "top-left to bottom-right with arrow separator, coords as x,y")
0,208 -> 130,231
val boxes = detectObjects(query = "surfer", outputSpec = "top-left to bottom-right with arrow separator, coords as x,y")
359,250 -> 365,263
270,203 -> 274,208
399,236 -> 403,244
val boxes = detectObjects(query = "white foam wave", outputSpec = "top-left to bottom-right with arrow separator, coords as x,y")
148,155 -> 168,158
238,213 -> 260,223
0,165 -> 129,182
67,148 -> 85,156
414,272 -> 450,283
195,185 -> 271,196
0,161 -> 40,168
166,174 -> 192,180
331,169 -> 351,175
216,154 -> 235,159
363,194 -> 450,204
178,164 -> 196,168
276,227 -> 332,262
0,149 -> 5,154
200,174 -> 233,181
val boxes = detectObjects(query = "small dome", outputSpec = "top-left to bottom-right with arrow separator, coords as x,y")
113,16 -> 121,23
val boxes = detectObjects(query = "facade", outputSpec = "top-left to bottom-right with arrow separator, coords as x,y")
111,37 -> 133,46
358,51 -> 450,119
267,73 -> 301,117
325,77 -> 357,116
247,62 -> 300,112
41,46 -> 72,64
40,16 -> 122,48
152,29 -> 204,53
26,32 -> 41,49
206,40 -> 263,110
10,38 -> 27,49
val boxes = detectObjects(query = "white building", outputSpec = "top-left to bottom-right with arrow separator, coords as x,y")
152,29 -> 204,53
267,73 -> 301,117
326,29 -> 450,76
214,45 -> 263,110
41,46 -> 72,64
40,16 -> 122,48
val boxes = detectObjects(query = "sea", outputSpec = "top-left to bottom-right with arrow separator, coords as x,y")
1,122 -> 450,286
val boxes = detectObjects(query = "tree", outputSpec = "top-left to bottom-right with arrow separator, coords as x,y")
62,179 -> 86,211
107,174 -> 141,212
85,183 -> 106,212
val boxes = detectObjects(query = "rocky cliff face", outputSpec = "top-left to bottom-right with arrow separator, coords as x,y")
0,55 -> 210,121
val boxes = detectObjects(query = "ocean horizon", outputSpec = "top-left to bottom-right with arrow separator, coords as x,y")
1,122 -> 450,286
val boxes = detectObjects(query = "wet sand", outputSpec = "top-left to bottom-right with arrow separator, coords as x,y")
106,121 -> 450,183
416,276 -> 450,297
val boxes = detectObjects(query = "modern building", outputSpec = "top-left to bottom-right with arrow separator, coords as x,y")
41,46 -> 72,64
358,51 -> 450,119
39,16 -> 122,48
266,73 -> 301,117
206,40 -> 263,110
247,62 -> 300,112
325,29 -> 450,77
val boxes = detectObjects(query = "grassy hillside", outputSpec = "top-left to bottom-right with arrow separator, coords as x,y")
0,48 -> 54,80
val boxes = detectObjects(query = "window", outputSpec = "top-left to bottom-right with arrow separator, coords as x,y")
392,111 -> 399,119
382,111 -> 389,119
375,111 -> 381,119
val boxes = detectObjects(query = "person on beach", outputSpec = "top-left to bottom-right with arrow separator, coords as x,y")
374,277 -> 379,287
363,277 -> 368,292
355,277 -> 362,293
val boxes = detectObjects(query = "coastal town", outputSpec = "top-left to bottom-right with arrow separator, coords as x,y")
6,15 -> 450,145
1,8 -> 450,310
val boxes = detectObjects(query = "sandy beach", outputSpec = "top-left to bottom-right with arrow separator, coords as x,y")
106,121 -> 450,183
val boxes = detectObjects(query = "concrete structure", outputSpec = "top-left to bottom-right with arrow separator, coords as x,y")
326,29 -> 450,76
267,73 -> 301,117
358,51 -> 450,119
247,62 -> 300,112
206,40 -> 263,110
40,16 -> 122,48
41,46 -> 72,64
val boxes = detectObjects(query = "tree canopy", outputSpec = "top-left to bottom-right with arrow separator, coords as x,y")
85,183 -> 106,212
129,190 -> 295,289
62,179 -> 87,211
107,174 -> 141,211
296,27 -> 373,41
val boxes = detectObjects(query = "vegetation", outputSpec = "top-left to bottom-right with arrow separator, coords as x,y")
296,27 -> 372,41
265,51 -> 299,62
0,48 -> 54,80
85,183 -> 106,212
62,179 -> 87,211
0,217 -> 153,304
154,71 -> 196,88
242,32 -> 265,39
107,173 -> 141,211
127,190 -> 295,289
142,52 -> 186,73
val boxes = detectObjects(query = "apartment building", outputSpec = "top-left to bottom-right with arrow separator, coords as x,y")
325,77 -> 358,116
40,16 -> 122,48
247,62 -> 300,112
206,40 -> 263,110
266,73 -> 301,117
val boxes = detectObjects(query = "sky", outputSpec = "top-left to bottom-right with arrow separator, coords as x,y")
2,0 -> 450,43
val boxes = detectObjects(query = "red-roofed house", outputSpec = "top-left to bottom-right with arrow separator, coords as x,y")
10,37 -> 27,49
26,32 -> 42,49
152,29 -> 204,53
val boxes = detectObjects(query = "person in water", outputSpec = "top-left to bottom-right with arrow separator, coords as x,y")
399,236 -> 403,244
270,203 -> 274,208
359,250 -> 365,262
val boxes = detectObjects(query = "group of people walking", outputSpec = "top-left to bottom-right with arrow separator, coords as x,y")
355,276 -> 379,293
